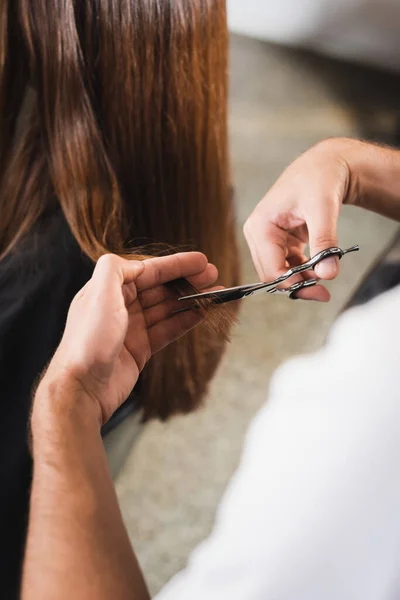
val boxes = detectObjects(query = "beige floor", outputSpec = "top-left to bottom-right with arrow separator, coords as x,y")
115,35 -> 400,596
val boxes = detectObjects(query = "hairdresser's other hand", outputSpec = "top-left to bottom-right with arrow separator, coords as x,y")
36,253 -> 217,424
244,138 -> 358,302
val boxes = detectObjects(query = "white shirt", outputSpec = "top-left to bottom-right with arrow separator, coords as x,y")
156,285 -> 400,599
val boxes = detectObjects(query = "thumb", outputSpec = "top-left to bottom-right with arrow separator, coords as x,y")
308,210 -> 339,280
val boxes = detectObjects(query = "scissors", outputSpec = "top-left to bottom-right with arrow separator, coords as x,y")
179,245 -> 359,305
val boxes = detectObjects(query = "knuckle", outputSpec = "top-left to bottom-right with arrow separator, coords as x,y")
152,261 -> 162,285
313,234 -> 338,248
97,253 -> 119,269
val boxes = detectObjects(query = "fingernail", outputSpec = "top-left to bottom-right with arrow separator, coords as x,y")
314,257 -> 338,279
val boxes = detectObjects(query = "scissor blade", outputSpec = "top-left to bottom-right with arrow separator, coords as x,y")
178,281 -> 268,302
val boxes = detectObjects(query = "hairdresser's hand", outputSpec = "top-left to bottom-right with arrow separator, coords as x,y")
244,138 -> 358,302
36,253 -> 217,424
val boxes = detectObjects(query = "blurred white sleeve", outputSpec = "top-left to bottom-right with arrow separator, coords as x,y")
227,0 -> 400,72
155,286 -> 400,600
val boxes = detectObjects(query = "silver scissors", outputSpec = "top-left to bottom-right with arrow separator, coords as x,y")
179,245 -> 359,305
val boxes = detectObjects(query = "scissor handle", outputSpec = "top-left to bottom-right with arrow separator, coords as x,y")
270,277 -> 318,299
273,244 -> 359,285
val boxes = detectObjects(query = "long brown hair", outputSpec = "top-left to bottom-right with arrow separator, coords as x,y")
0,0 -> 239,420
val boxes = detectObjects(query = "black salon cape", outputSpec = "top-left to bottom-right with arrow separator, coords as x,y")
0,214 -> 93,598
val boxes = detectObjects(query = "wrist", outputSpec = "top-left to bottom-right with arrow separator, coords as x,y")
313,137 -> 362,206
32,372 -> 102,456
332,138 -> 372,209
317,137 -> 400,215
345,140 -> 400,214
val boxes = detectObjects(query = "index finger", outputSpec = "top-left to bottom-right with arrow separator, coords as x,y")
244,218 -> 289,282
92,254 -> 145,290
135,252 -> 209,291
244,220 -> 330,302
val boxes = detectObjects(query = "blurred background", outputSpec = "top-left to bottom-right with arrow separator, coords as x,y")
110,2 -> 400,594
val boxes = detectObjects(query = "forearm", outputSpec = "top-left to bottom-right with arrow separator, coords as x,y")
335,137 -> 400,221
23,377 -> 149,600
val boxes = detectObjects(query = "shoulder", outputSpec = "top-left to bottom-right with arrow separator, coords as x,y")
274,284 -> 400,394
248,284 -> 400,457
155,287 -> 400,600
0,213 -> 93,332
0,213 -> 92,291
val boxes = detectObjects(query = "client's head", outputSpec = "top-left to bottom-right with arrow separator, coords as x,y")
0,0 -> 239,419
